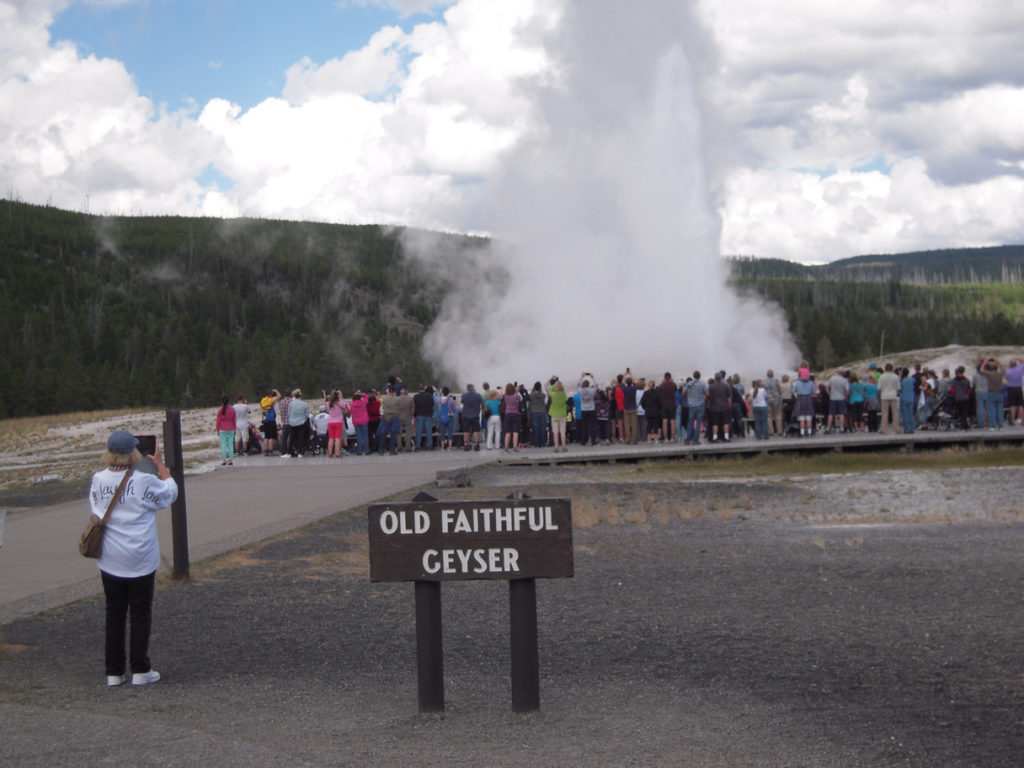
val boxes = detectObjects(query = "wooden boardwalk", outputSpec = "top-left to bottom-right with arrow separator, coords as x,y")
496,425 -> 1024,466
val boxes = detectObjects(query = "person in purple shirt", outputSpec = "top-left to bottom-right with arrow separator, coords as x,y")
1005,358 -> 1024,426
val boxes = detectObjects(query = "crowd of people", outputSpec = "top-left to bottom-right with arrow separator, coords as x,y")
208,357 -> 1024,463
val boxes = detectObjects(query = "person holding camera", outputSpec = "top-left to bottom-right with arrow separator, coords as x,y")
90,431 -> 177,687
577,372 -> 599,446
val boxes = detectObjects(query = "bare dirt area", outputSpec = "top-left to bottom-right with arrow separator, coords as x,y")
3,463 -> 1024,767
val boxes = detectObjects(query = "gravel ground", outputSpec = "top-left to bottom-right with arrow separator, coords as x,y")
3,466 -> 1024,767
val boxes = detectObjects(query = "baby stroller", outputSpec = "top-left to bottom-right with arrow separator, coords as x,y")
924,393 -> 956,431
305,417 -> 323,456
246,424 -> 264,454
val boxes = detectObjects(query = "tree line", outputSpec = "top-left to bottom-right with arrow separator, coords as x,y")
0,200 -> 486,418
2,198 -> 1023,417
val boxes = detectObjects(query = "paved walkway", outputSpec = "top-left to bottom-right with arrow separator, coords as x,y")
4,425 -> 1023,624
0,449 -> 493,624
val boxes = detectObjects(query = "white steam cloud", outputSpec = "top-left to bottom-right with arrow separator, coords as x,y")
422,0 -> 798,387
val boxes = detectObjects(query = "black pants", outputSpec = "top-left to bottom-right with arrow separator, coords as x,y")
288,421 -> 309,456
101,570 -> 155,676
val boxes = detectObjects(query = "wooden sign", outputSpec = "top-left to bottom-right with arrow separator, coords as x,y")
368,498 -> 573,582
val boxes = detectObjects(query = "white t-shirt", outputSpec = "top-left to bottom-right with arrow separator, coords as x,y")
233,402 -> 250,430
90,468 -> 178,578
313,412 -> 329,436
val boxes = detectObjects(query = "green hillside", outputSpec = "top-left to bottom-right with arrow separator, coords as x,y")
0,200 -> 486,417
2,198 -> 1023,417
730,246 -> 1024,369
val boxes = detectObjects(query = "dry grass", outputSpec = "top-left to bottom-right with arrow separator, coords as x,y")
0,643 -> 30,659
0,408 -> 154,444
629,445 -> 1024,480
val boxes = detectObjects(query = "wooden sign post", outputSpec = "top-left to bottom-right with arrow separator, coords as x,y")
368,494 -> 573,713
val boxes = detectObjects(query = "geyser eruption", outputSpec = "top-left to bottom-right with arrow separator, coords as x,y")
423,1 -> 797,386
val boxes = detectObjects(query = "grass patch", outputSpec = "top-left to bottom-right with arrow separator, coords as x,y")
633,445 -> 1024,479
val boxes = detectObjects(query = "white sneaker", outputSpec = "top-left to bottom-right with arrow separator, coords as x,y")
106,675 -> 126,687
132,670 -> 161,686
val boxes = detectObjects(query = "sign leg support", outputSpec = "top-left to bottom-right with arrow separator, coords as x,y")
164,409 -> 189,579
509,577 -> 540,712
415,580 -> 445,712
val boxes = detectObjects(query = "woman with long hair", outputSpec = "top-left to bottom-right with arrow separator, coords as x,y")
502,382 -> 522,453
216,395 -> 237,466
325,389 -> 348,458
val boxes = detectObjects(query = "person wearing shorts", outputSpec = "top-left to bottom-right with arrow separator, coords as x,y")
502,383 -> 522,453
259,389 -> 281,452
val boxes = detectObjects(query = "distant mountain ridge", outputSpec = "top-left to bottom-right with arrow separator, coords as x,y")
731,244 -> 1024,283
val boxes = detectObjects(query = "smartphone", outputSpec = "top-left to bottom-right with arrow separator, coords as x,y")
135,434 -> 157,456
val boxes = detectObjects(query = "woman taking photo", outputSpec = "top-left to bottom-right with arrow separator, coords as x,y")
90,431 -> 178,686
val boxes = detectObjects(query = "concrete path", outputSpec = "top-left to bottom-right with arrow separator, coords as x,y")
5,424 -> 1023,624
0,449 -> 493,624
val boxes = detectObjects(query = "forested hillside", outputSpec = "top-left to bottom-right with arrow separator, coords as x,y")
0,200 -> 485,417
730,246 -> 1024,369
3,199 -> 1024,418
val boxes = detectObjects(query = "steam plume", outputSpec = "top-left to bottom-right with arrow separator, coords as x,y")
422,1 -> 798,386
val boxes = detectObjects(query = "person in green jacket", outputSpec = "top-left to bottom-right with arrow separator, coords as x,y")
547,377 -> 569,452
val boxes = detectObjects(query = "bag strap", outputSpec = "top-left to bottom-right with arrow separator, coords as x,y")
101,468 -> 134,524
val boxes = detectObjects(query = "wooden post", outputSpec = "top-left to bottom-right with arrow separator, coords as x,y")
508,489 -> 540,711
412,491 -> 444,712
163,409 -> 189,580
509,577 -> 540,711
415,580 -> 445,712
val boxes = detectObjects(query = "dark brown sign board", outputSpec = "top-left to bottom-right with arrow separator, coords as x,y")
368,498 -> 573,582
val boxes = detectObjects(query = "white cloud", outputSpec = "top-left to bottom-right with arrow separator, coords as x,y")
1,0 -> 1023,264
701,0 -> 1024,260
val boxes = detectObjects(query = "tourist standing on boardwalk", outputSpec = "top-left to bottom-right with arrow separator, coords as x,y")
547,378 -> 569,452
286,389 -> 311,457
658,373 -> 678,442
502,383 -> 523,453
621,374 -> 639,445
349,393 -> 370,455
980,358 -> 1006,429
898,369 -> 917,433
529,382 -> 548,448
1006,359 -> 1024,425
484,389 -> 502,449
707,373 -> 733,443
972,360 -> 989,429
259,389 -> 282,453
324,389 -> 348,458
793,363 -> 816,436
877,364 -> 901,435
683,372 -> 707,445
92,431 -> 178,687
378,385 -> 401,456
460,384 -> 483,451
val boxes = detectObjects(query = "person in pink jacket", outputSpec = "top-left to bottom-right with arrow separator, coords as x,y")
215,395 -> 237,465
349,392 -> 370,455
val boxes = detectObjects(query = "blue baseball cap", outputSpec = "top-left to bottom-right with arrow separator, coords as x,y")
107,430 -> 138,453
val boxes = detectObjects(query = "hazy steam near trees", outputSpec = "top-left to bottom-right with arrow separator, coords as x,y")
421,1 -> 798,387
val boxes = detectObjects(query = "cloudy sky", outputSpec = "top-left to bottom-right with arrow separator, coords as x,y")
3,0 -> 1023,264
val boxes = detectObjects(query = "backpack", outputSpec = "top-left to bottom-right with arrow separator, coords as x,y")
439,397 -> 452,423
